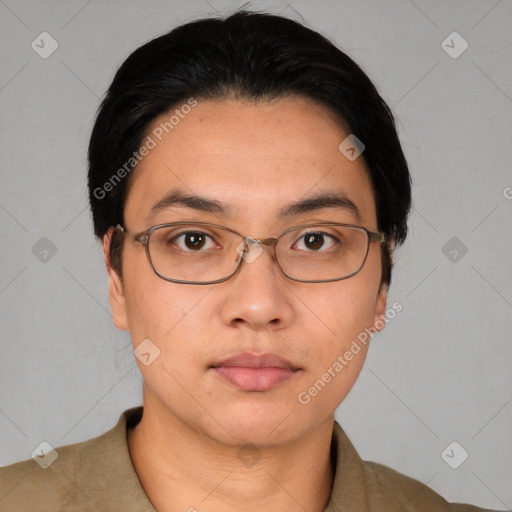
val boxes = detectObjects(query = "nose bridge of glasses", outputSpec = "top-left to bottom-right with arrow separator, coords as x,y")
235,236 -> 278,265
243,237 -> 278,252
247,236 -> 277,246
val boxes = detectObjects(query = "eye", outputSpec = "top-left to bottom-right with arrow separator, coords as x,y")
293,231 -> 338,252
171,231 -> 217,251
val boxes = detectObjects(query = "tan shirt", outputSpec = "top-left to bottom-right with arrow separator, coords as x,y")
0,406 -> 502,511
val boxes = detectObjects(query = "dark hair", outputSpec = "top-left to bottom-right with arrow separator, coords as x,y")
88,10 -> 411,288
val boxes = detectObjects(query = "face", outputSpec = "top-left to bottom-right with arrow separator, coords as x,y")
104,96 -> 389,447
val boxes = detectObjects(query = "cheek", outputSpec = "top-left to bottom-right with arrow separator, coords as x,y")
300,271 -> 380,375
121,275 -> 178,360
122,266 -> 215,363
314,276 -> 379,339
293,287 -> 376,414
121,243 -> 189,339
124,280 -> 164,340
122,277 -> 208,396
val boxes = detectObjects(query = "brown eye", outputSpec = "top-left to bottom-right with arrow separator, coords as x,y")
171,231 -> 215,251
183,232 -> 206,250
294,232 -> 337,252
304,233 -> 324,250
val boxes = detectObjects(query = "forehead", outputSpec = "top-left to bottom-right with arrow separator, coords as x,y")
124,97 -> 377,230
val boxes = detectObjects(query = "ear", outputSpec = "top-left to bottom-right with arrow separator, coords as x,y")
370,284 -> 388,335
370,238 -> 394,335
102,228 -> 129,331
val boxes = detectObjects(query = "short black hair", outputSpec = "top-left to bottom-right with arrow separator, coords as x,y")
88,10 -> 412,288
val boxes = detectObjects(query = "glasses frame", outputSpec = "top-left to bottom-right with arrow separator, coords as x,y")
115,221 -> 386,285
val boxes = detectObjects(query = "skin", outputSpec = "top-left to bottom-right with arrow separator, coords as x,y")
103,96 -> 390,512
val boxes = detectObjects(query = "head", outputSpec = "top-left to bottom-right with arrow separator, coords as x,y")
88,11 -> 411,446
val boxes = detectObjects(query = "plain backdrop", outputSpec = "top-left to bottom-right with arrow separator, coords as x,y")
0,0 -> 511,509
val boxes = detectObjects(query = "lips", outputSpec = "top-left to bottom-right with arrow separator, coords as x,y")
211,352 -> 299,371
210,352 -> 301,391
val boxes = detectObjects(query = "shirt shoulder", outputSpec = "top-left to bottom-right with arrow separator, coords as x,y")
0,442 -> 89,511
327,421 -> 506,512
0,406 -> 153,512
363,459 -> 503,512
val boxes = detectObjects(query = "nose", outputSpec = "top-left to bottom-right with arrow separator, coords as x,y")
218,238 -> 295,330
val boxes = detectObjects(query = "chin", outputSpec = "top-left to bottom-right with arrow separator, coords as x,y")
198,402 -> 309,448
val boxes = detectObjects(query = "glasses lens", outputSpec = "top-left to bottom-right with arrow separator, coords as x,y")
147,224 -> 241,282
277,225 -> 369,281
146,223 -> 369,283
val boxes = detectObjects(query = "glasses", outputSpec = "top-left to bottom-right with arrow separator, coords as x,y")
115,221 -> 386,285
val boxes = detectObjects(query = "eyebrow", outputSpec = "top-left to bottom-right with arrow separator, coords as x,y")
148,188 -> 361,222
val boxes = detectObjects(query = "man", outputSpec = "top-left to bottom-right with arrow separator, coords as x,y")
0,10 -> 504,512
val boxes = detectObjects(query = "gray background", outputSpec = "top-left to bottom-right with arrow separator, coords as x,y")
0,0 -> 511,509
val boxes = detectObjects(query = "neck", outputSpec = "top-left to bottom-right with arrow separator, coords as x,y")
127,392 -> 335,512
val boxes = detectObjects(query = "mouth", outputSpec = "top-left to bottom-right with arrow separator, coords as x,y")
209,352 -> 302,392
